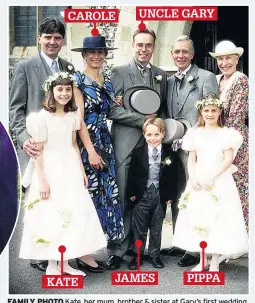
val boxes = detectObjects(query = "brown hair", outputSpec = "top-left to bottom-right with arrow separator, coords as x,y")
143,118 -> 165,134
133,29 -> 156,43
42,78 -> 77,113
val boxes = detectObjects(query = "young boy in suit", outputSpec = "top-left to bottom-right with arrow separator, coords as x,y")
126,118 -> 177,269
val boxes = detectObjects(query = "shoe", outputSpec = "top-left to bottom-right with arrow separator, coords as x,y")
76,258 -> 105,273
57,264 -> 86,277
148,256 -> 164,269
178,254 -> 200,267
160,247 -> 185,257
105,255 -> 122,270
30,261 -> 48,272
126,250 -> 136,257
128,256 -> 143,270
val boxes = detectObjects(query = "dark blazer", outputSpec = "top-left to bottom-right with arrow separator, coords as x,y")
126,143 -> 178,212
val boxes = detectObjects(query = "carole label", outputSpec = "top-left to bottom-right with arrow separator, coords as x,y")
64,9 -> 119,23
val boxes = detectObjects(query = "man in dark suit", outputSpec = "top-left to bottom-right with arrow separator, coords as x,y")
106,29 -> 167,269
162,35 -> 218,267
9,18 -> 74,272
126,118 -> 177,270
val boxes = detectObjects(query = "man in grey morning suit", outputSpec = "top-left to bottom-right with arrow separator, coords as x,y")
106,29 -> 167,269
161,35 -> 218,267
9,18 -> 74,272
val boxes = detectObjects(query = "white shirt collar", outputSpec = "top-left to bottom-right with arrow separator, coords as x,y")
148,144 -> 162,154
40,51 -> 59,69
136,61 -> 151,69
179,64 -> 192,75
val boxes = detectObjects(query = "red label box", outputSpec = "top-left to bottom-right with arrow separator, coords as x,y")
112,271 -> 158,285
64,9 -> 119,23
42,275 -> 84,288
136,6 -> 218,21
183,271 -> 225,285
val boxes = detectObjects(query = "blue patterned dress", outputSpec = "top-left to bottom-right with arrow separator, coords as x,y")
74,71 -> 124,241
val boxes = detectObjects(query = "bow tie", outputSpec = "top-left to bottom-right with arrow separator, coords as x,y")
174,72 -> 185,81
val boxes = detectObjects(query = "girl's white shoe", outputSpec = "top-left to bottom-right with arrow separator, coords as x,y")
46,260 -> 86,277
58,261 -> 86,277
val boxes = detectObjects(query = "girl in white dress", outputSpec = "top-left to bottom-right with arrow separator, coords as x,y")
172,92 -> 248,271
19,72 -> 107,275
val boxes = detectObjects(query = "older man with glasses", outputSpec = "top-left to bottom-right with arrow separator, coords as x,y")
106,29 -> 167,270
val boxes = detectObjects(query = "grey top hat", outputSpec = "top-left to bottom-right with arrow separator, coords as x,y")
163,117 -> 192,145
123,85 -> 160,115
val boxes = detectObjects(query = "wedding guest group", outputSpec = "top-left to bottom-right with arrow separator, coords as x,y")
9,20 -> 248,276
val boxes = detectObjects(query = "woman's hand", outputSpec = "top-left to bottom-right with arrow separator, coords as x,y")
40,178 -> 50,200
88,150 -> 105,170
82,170 -> 88,188
115,95 -> 123,106
190,178 -> 202,191
201,178 -> 215,191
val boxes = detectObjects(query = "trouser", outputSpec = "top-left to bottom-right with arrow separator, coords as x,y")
132,184 -> 165,257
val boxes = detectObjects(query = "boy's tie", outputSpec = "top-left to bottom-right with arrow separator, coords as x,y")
152,147 -> 159,161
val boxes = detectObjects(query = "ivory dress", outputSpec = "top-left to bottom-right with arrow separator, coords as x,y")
20,109 -> 107,260
172,127 -> 248,255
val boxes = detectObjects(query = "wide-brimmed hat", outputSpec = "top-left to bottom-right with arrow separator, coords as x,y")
71,36 -> 117,52
163,118 -> 191,145
123,85 -> 160,115
209,40 -> 244,58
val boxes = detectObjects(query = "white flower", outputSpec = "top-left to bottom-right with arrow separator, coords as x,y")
165,159 -> 171,165
155,74 -> 162,82
161,156 -> 172,166
67,65 -> 74,71
187,75 -> 194,82
42,71 -> 78,93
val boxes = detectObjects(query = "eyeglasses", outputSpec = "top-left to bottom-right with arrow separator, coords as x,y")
135,43 -> 154,51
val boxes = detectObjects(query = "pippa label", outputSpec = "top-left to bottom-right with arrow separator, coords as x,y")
183,272 -> 225,285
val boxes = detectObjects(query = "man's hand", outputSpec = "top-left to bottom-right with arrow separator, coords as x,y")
115,95 -> 123,106
171,139 -> 183,152
88,150 -> 105,170
166,200 -> 172,205
145,113 -> 157,120
22,138 -> 41,158
129,196 -> 136,201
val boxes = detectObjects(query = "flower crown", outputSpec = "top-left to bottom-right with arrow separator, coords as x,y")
194,94 -> 224,110
42,72 -> 78,93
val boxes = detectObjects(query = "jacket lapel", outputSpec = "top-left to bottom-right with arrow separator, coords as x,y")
167,77 -> 175,118
142,144 -> 149,174
128,59 -> 142,86
150,65 -> 161,95
177,64 -> 199,114
159,145 -> 168,178
32,53 -> 51,88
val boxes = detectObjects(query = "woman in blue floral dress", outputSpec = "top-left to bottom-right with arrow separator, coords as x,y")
72,36 -> 124,244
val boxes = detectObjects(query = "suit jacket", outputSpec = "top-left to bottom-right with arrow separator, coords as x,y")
9,52 -> 74,174
108,59 -> 167,167
167,64 -> 219,126
126,144 -> 178,213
